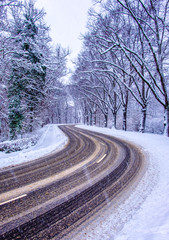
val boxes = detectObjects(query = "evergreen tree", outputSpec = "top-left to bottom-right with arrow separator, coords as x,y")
8,0 -> 49,139
8,59 -> 24,139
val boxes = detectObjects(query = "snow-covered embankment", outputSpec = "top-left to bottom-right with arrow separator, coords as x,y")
0,124 -> 68,169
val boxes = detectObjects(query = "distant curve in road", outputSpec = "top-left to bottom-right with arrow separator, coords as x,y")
0,125 -> 145,240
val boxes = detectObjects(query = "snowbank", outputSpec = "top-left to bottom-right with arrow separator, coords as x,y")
75,125 -> 169,240
0,124 -> 68,169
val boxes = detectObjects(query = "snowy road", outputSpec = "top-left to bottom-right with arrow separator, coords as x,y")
0,125 -> 146,239
74,125 -> 169,240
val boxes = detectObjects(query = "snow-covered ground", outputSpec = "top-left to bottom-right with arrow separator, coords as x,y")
0,124 -> 68,169
0,124 -> 169,240
75,125 -> 169,240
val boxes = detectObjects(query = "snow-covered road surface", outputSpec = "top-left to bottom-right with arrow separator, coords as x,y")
0,125 -> 145,239
0,124 -> 169,240
74,125 -> 169,240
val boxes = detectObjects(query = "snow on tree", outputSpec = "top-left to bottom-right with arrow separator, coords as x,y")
72,0 -> 169,135
103,0 -> 169,135
0,0 -> 22,139
0,0 -> 69,140
8,0 -> 49,138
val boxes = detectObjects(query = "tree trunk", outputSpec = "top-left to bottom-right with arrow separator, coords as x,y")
29,106 -> 34,132
89,110 -> 93,126
84,113 -> 86,125
93,110 -> 97,126
112,111 -> 116,129
122,106 -> 127,131
51,113 -> 54,124
164,105 -> 169,136
104,113 -> 108,127
65,105 -> 68,124
86,114 -> 89,125
139,107 -> 147,133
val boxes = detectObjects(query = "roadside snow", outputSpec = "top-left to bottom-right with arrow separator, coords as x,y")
0,124 -> 68,169
74,125 -> 169,240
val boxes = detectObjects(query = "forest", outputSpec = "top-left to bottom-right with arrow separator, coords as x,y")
72,0 -> 169,136
0,0 -> 169,140
0,0 -> 72,141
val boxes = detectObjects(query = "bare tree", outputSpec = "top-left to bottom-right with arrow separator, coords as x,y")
104,0 -> 169,135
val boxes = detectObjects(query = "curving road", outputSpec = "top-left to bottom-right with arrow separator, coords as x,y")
0,125 -> 145,239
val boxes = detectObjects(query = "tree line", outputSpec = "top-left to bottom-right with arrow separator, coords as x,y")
0,0 -> 73,140
72,0 -> 169,136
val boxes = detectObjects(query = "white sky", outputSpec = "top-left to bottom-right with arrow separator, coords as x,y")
35,0 -> 93,62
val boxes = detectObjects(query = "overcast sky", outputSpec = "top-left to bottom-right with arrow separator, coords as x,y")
35,0 -> 93,62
